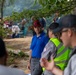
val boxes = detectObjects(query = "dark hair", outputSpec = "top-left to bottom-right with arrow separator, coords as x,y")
0,38 -> 7,57
48,23 -> 62,41
48,22 -> 59,30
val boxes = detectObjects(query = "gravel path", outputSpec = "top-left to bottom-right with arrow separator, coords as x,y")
4,36 -> 32,74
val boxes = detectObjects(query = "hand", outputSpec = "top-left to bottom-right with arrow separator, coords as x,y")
40,56 -> 55,71
27,62 -> 31,70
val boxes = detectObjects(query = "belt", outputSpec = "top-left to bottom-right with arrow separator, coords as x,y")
32,57 -> 40,59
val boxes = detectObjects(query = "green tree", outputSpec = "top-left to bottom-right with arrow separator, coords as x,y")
35,0 -> 76,15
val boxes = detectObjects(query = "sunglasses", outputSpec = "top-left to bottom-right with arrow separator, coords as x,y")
61,29 -> 68,32
60,29 -> 68,36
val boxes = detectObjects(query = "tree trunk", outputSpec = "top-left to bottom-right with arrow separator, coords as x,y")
0,0 -> 5,21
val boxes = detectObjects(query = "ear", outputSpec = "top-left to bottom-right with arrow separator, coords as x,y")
68,29 -> 73,37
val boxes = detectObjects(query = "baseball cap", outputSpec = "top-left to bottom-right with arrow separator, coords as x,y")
48,22 -> 59,30
53,14 -> 76,33
33,20 -> 42,27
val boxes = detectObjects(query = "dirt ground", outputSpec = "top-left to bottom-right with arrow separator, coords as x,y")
4,36 -> 32,74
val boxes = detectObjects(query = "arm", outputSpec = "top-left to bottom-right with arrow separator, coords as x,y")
40,57 -> 63,75
27,36 -> 35,69
28,50 -> 32,62
27,50 -> 32,70
41,41 -> 57,62
52,67 -> 63,75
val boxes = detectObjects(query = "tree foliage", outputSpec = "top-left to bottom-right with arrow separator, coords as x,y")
4,0 -> 76,21
35,0 -> 76,15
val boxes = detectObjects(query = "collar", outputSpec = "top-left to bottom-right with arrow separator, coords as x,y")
70,46 -> 76,57
36,31 -> 45,38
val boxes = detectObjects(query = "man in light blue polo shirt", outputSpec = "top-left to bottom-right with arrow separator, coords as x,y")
27,20 -> 49,75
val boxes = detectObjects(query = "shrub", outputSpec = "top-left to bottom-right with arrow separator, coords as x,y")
0,25 -> 6,38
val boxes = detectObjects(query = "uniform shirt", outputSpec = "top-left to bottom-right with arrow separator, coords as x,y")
0,65 -> 26,75
41,40 -> 56,75
30,31 -> 49,58
41,40 -> 57,60
64,47 -> 76,75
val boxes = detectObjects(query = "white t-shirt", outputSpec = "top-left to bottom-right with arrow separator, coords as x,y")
12,25 -> 20,33
0,65 -> 26,75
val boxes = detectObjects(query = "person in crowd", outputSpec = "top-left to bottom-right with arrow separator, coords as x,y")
9,21 -> 13,28
4,20 -> 9,28
27,20 -> 49,75
53,11 -> 60,22
11,24 -> 20,38
28,16 -> 37,36
21,18 -> 26,31
0,38 -> 26,75
39,17 -> 46,29
41,14 -> 76,75
30,16 -> 37,36
41,23 -> 71,75
0,18 -> 1,21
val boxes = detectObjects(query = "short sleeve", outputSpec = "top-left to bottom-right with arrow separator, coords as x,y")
30,36 -> 34,50
44,36 -> 49,46
64,55 -> 76,75
41,41 -> 56,60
